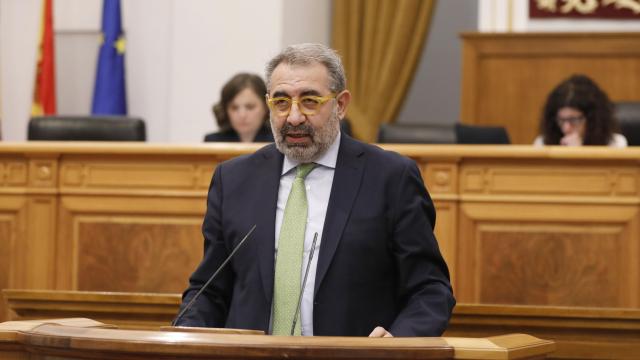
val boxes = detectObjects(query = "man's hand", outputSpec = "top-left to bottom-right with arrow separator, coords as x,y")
369,326 -> 393,337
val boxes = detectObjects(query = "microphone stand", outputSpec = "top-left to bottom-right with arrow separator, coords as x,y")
290,232 -> 319,336
172,224 -> 257,326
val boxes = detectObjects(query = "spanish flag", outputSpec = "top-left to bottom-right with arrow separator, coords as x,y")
31,0 -> 56,116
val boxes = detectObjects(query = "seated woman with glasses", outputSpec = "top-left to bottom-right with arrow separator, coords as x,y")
204,73 -> 274,142
533,74 -> 627,147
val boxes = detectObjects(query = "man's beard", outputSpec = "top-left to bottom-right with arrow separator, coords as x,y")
271,107 -> 340,163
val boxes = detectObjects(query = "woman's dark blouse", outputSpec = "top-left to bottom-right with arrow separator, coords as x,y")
204,126 -> 274,142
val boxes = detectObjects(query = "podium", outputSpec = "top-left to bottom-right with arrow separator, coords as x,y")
0,318 -> 554,360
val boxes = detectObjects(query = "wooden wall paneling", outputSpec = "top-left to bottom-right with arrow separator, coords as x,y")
22,197 -> 58,290
59,155 -> 217,195
55,153 -> 216,291
421,160 -> 460,289
0,197 -> 26,322
456,157 -> 639,306
433,200 -> 458,290
0,212 -> 10,322
460,162 -> 640,200
0,156 -> 29,322
460,33 -> 640,144
56,196 -> 206,293
15,153 -> 58,289
21,157 -> 58,290
4,143 -> 640,312
457,201 -> 638,307
74,215 -> 203,293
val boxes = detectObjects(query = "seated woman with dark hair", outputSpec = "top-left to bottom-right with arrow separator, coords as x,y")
204,73 -> 274,142
534,74 -> 627,147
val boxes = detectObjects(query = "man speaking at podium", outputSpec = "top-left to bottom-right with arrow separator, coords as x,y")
175,43 -> 455,337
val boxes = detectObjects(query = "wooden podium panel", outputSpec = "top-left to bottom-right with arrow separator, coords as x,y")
0,318 -> 554,360
7,290 -> 640,360
1,143 -> 640,323
457,202 -> 638,307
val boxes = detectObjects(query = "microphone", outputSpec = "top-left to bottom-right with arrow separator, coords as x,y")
290,232 -> 319,336
172,224 -> 257,327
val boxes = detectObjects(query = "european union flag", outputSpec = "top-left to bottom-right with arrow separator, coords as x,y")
92,0 -> 127,115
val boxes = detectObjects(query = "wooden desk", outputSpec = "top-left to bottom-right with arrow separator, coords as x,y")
5,290 -> 637,359
3,289 -> 179,330
446,304 -> 640,360
0,318 -> 554,360
1,143 -> 639,321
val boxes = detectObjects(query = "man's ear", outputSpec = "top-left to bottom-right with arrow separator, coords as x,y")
336,90 -> 351,119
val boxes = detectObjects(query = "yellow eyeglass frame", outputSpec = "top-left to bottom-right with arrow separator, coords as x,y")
266,93 -> 336,116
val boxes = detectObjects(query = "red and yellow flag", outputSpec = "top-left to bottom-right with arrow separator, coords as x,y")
32,0 -> 56,116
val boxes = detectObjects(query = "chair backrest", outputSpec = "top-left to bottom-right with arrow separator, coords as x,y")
455,123 -> 510,144
377,123 -> 455,144
614,102 -> 640,146
28,116 -> 146,141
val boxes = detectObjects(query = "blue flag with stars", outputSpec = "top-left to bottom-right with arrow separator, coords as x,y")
92,0 -> 127,115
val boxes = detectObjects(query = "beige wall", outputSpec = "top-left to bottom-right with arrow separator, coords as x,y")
0,0 -> 331,142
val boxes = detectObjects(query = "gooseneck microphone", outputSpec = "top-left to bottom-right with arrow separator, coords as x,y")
290,232 -> 319,336
172,224 -> 257,326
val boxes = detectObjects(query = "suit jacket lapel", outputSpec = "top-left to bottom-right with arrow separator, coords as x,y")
252,145 -> 283,304
314,135 -> 365,294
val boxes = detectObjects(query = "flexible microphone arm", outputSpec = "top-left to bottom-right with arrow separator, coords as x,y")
290,232 -> 319,336
172,224 -> 257,326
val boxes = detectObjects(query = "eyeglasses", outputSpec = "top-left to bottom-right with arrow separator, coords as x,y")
556,115 -> 585,127
266,93 -> 336,117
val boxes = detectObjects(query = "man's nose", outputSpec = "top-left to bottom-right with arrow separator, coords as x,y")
286,102 -> 306,126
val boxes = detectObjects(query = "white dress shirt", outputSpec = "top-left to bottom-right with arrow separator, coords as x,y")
273,132 -> 341,336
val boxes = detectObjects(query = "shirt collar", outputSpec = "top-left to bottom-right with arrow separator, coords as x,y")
282,131 -> 341,175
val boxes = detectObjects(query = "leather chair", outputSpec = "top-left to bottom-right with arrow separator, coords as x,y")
614,102 -> 640,146
455,123 -> 510,144
377,123 -> 456,144
28,116 -> 146,141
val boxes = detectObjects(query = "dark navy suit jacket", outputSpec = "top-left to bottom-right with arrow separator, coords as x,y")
177,134 -> 455,336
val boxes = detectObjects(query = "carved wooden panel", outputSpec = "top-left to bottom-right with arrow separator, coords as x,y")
423,162 -> 458,196
433,201 -> 457,289
60,158 -> 215,193
4,143 -> 640,314
0,160 -> 28,187
478,224 -> 622,306
0,216 -> 13,321
74,218 -> 203,293
28,158 -> 57,188
55,196 -> 207,290
461,164 -> 639,198
0,195 -> 29,322
23,197 -> 58,289
457,202 -> 639,307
